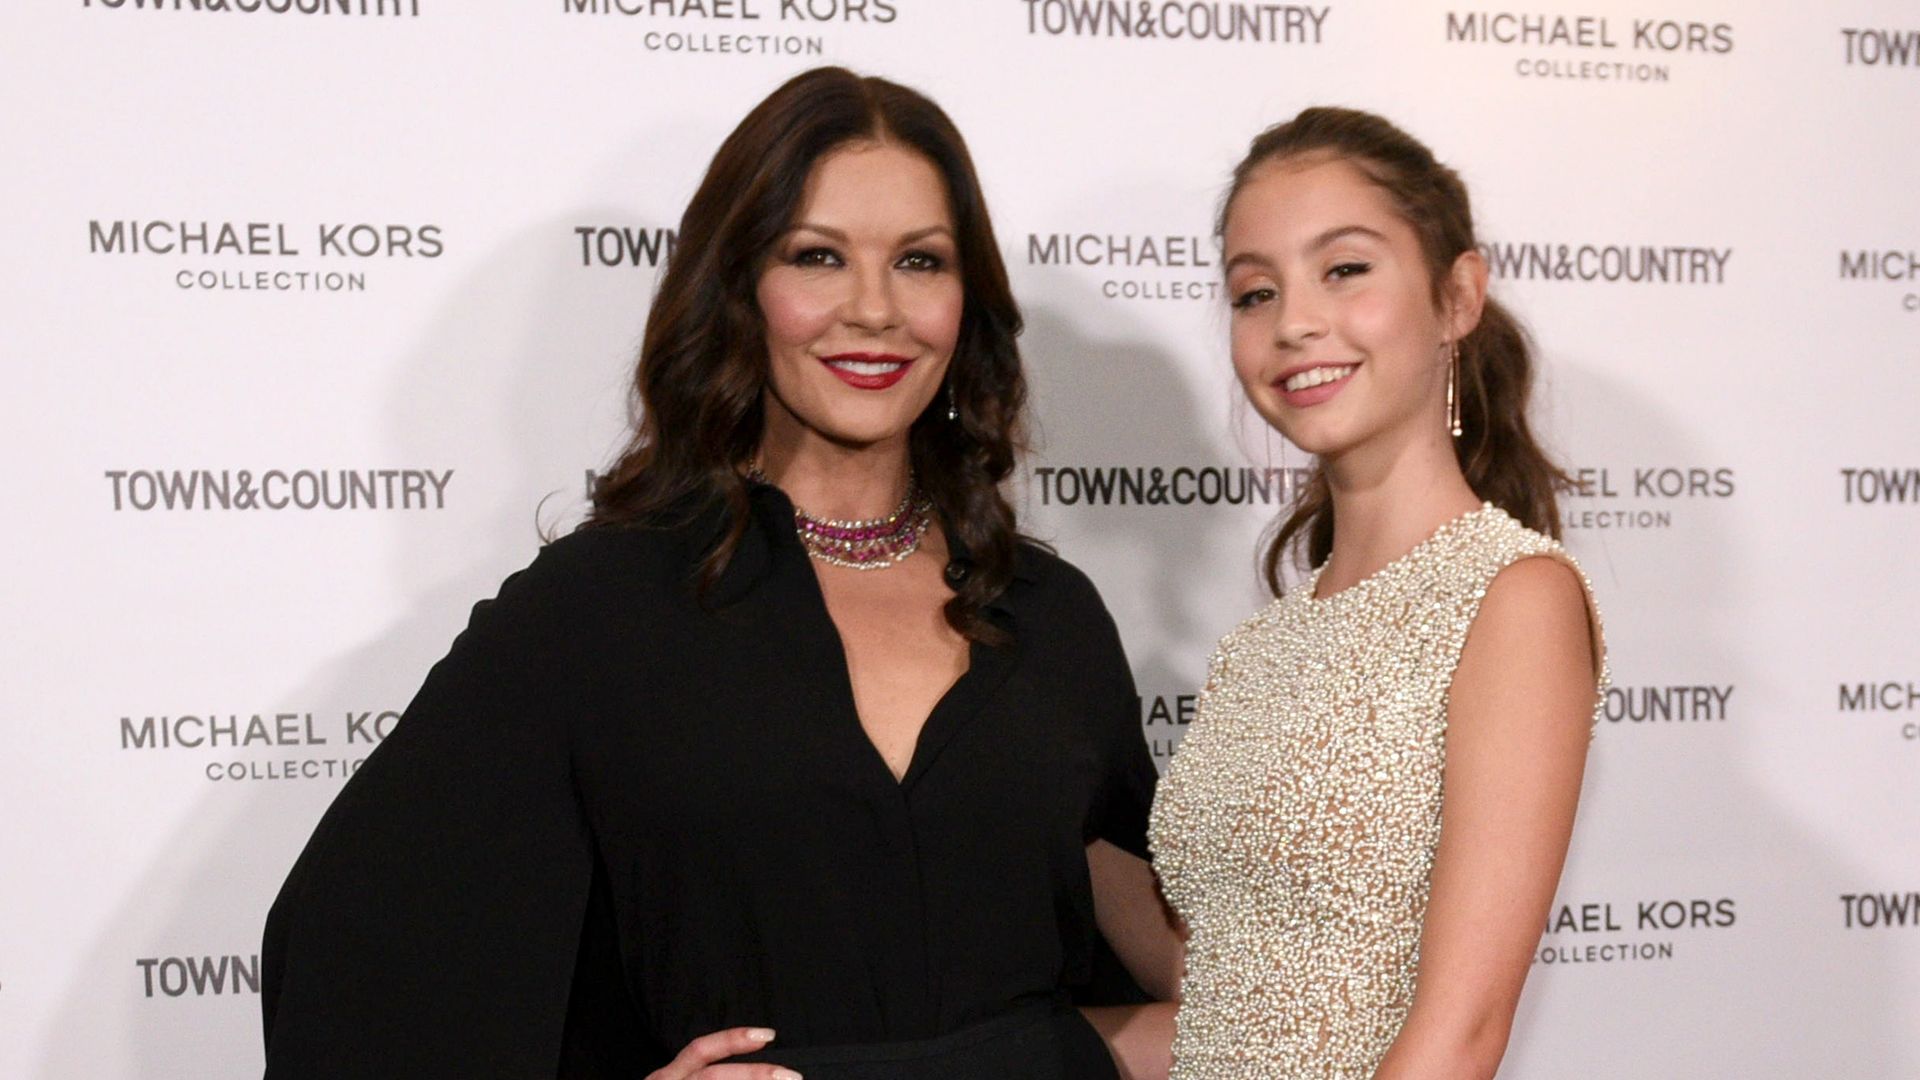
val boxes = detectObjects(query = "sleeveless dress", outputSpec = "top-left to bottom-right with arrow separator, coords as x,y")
1146,504 -> 1606,1079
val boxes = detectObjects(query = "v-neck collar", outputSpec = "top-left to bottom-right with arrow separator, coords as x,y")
896,633 -> 1018,790
724,478 -> 1028,793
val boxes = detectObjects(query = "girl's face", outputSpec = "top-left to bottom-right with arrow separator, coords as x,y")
756,140 -> 964,454
1222,153 -> 1479,461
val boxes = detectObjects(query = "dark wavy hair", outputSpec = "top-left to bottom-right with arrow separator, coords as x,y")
1222,107 -> 1572,595
582,67 -> 1028,642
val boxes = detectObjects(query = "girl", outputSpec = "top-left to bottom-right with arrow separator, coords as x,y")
1149,107 -> 1607,1080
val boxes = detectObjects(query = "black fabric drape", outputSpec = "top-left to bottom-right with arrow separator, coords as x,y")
261,487 -> 1156,1077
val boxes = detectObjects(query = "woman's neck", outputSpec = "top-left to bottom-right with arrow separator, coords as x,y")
1315,428 -> 1480,596
756,423 -> 913,522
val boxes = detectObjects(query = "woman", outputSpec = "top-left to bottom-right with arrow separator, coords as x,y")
1147,108 -> 1608,1078
260,68 -> 1180,1079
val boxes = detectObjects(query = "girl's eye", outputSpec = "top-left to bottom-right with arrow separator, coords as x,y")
897,250 -> 945,272
792,247 -> 842,267
1231,287 -> 1276,310
1327,261 -> 1371,281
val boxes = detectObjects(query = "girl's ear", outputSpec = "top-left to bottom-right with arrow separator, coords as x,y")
1443,248 -> 1490,341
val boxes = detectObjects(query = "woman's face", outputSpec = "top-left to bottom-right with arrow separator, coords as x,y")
1222,153 -> 1476,460
757,140 -> 964,453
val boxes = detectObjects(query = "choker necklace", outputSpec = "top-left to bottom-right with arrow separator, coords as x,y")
747,466 -> 934,571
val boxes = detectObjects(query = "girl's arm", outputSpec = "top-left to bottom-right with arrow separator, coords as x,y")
1373,555 -> 1601,1080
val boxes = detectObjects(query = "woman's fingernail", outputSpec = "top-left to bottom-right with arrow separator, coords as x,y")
772,1071 -> 803,1080
747,1027 -> 776,1042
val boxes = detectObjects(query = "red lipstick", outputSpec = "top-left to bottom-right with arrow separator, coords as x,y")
819,353 -> 914,391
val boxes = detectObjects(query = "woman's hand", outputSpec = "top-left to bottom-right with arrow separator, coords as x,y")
644,1027 -> 802,1080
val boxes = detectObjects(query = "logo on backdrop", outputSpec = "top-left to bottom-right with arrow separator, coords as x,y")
1839,892 -> 1920,928
1837,682 -> 1920,742
1599,684 -> 1733,726
1480,241 -> 1731,284
119,711 -> 399,781
1841,27 -> 1918,67
1841,468 -> 1920,505
136,955 -> 261,998
103,469 -> 453,512
562,0 -> 911,58
1032,464 -> 1314,508
1839,250 -> 1920,313
1024,231 -> 1223,302
1536,896 -> 1737,966
1559,466 -> 1735,531
577,225 -> 678,268
1443,11 -> 1733,83
1019,2 -> 1330,44
83,0 -> 419,15
88,219 -> 443,294
1140,691 -> 1196,764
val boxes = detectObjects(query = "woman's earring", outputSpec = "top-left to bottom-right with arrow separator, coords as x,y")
1446,340 -> 1463,439
946,382 -> 959,422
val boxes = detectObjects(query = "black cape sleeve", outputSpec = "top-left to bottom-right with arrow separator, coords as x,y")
261,544 -> 598,1078
1084,591 -> 1157,862
1053,560 -> 1160,1006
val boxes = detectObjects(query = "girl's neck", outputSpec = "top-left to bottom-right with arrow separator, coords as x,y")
1315,429 -> 1480,597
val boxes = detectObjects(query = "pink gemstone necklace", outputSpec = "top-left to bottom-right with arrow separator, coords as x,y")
748,465 -> 934,571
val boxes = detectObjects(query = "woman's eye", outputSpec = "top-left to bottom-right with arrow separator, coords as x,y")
792,247 -> 841,267
897,250 -> 945,272
1327,261 -> 1371,281
1231,287 -> 1275,310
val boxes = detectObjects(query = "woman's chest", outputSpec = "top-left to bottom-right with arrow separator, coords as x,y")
571,624 -> 1110,879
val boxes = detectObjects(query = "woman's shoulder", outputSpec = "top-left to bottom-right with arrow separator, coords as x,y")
534,507 -> 726,587
1009,539 -> 1107,613
453,521 -> 705,637
539,519 -> 694,573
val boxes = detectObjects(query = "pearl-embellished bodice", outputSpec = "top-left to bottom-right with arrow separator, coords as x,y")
1147,505 -> 1605,1079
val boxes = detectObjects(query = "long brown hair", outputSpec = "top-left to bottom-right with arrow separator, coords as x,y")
582,66 -> 1028,641
1222,107 -> 1571,595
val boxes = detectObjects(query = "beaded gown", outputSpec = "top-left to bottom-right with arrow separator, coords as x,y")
1147,505 -> 1605,1079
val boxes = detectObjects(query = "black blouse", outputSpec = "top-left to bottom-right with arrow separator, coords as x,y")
260,484 -> 1157,1077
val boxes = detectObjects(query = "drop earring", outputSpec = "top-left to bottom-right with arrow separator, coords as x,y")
1445,339 -> 1463,438
946,381 -> 959,422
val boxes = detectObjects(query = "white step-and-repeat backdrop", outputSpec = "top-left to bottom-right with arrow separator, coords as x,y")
2,1 -> 1916,1076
